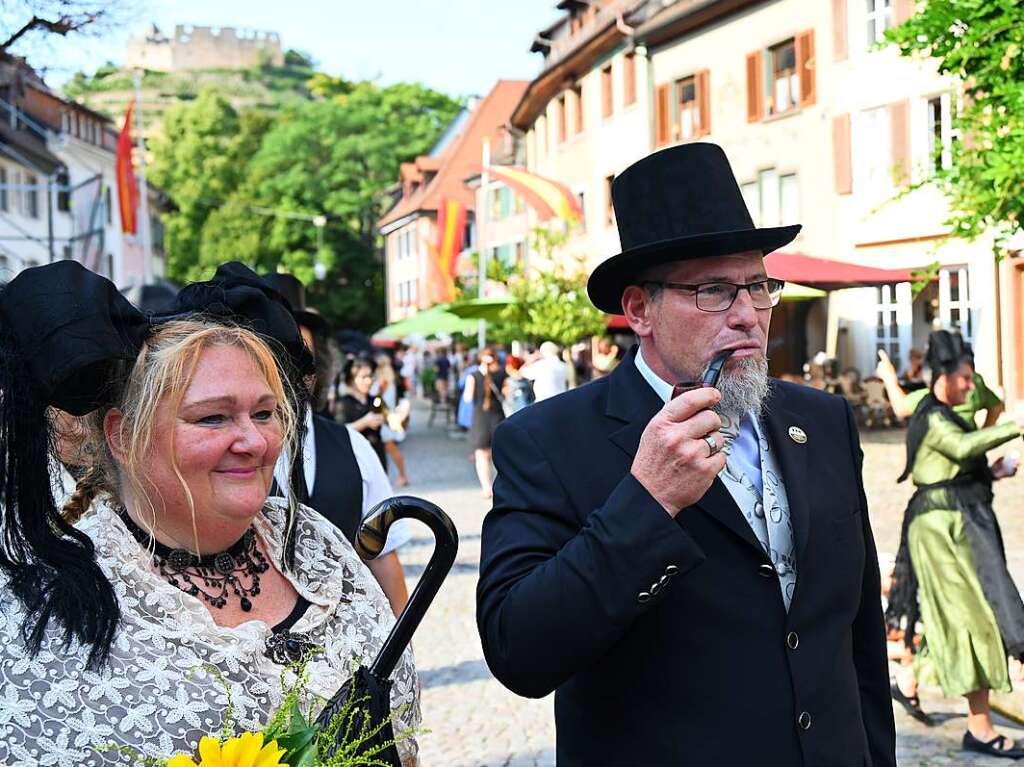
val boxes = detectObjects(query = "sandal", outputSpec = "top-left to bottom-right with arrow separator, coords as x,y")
963,731 -> 1024,759
889,681 -> 934,727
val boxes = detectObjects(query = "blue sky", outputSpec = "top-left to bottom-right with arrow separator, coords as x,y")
23,0 -> 562,98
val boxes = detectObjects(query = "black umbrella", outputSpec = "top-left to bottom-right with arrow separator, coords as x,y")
315,495 -> 458,764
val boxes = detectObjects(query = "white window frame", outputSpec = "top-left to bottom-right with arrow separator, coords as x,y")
767,39 -> 799,116
938,266 -> 973,344
926,93 -> 954,176
874,283 -> 911,367
855,106 -> 893,199
741,171 -> 799,227
779,173 -> 800,226
741,181 -> 759,225
866,0 -> 892,46
25,173 -> 38,219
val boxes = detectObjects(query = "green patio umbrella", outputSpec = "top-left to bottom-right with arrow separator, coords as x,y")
782,282 -> 827,301
446,296 -> 512,321
374,305 -> 478,339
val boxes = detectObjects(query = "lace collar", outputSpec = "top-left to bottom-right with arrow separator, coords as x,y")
81,497 -> 355,645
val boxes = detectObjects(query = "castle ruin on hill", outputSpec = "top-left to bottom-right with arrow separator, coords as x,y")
126,24 -> 284,72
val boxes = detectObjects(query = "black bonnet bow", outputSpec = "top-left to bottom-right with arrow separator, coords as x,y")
0,260 -> 150,415
163,261 -> 315,380
0,260 -> 313,415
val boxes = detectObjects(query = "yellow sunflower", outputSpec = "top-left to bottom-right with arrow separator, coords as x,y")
167,732 -> 288,767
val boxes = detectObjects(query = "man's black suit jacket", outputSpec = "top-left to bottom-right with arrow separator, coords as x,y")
477,351 -> 896,766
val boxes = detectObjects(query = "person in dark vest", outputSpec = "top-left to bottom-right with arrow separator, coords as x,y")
476,144 -> 896,766
262,272 -> 410,615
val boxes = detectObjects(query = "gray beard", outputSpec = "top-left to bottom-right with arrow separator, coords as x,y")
713,355 -> 770,422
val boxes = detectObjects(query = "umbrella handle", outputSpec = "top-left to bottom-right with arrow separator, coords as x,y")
357,495 -> 458,682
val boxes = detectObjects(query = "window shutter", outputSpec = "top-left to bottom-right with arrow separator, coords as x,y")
623,53 -> 637,106
745,51 -> 763,123
892,0 -> 914,25
890,100 -> 910,186
796,30 -> 816,107
696,69 -> 711,136
655,83 -> 671,146
832,0 -> 848,61
832,113 -> 852,195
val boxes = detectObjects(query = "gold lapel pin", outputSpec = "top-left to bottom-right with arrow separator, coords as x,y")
788,426 -> 808,444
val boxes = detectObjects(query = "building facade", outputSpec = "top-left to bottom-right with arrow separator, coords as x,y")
0,55 -> 163,289
509,0 -> 1021,414
378,81 -> 528,323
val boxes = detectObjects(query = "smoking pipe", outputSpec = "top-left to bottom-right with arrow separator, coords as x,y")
670,348 -> 735,399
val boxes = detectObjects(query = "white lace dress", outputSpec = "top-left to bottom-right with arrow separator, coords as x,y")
0,498 -> 420,766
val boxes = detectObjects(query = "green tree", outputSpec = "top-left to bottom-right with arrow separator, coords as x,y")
149,89 -> 271,280
306,72 -> 356,100
198,82 -> 461,331
498,227 -> 608,347
887,1 -> 1024,244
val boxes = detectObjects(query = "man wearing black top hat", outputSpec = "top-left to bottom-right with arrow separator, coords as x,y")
477,144 -> 895,766
261,272 -> 410,615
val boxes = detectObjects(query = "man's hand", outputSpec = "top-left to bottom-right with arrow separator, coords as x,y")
631,388 -> 727,517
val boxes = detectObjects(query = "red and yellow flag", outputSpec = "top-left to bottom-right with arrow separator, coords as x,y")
486,166 -> 582,223
116,104 -> 139,235
429,198 -> 467,303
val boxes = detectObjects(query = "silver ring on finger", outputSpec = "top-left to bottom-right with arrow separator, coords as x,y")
702,434 -> 720,458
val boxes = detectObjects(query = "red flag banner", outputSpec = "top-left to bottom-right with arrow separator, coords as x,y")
116,104 -> 139,235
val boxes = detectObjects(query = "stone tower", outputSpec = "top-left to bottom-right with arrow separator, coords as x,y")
126,24 -> 284,72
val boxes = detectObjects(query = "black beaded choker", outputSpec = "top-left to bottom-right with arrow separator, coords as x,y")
118,508 -> 269,612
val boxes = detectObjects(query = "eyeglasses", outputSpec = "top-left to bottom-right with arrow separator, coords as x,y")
644,278 -> 786,312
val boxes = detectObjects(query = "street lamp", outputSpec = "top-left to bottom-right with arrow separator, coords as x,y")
313,215 -> 328,280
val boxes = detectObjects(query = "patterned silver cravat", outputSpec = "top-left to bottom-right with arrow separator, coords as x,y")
719,415 -> 798,610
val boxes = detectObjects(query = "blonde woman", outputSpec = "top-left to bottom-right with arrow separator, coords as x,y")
0,263 -> 419,766
375,353 -> 411,488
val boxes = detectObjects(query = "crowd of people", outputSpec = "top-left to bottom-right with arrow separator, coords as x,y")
2,141 -> 1024,767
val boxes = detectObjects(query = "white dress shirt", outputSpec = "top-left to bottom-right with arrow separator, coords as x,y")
274,408 -> 412,555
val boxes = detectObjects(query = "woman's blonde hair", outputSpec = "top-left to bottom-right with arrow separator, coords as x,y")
61,319 -> 298,552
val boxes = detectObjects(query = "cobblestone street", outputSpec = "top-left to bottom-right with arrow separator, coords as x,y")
392,401 -> 1024,766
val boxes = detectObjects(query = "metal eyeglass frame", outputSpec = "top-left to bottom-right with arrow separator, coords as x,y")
642,277 -> 787,312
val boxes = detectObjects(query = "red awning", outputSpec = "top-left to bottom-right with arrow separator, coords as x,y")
765,252 -> 916,290
607,314 -> 630,330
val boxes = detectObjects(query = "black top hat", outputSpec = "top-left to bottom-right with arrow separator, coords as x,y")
587,143 -> 801,314
260,272 -> 329,335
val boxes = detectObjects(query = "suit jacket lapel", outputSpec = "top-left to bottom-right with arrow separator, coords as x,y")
692,477 -> 765,552
762,384 -> 812,564
605,348 -> 663,459
604,349 -> 764,554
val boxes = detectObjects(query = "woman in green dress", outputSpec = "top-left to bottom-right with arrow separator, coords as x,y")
887,330 -> 1024,758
